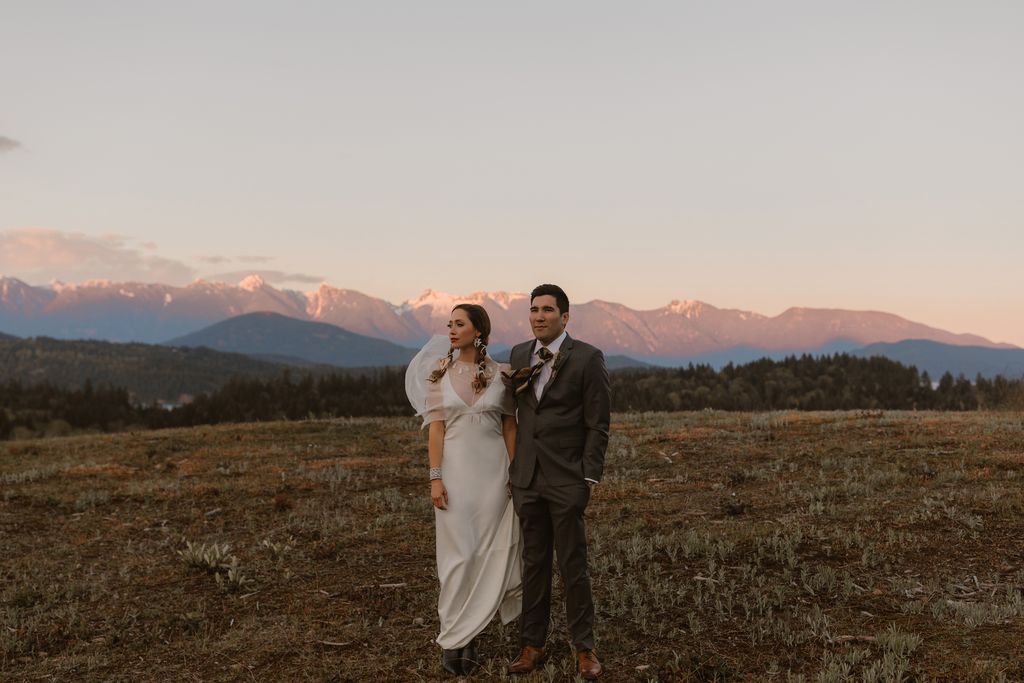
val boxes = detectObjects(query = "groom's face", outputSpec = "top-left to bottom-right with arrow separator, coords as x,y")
530,295 -> 569,345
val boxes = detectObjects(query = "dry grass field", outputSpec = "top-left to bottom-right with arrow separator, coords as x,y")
2,411 -> 1023,682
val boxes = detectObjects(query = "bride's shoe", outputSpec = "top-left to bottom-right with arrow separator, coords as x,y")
441,648 -> 463,676
460,638 -> 480,675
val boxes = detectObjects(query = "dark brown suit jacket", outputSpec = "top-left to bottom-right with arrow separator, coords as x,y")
508,334 -> 611,488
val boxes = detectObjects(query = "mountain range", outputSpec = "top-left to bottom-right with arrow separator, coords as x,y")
1,276 -> 1015,365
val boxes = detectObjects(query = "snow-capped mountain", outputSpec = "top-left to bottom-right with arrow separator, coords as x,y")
306,283 -> 423,343
1,275 -> 310,342
0,276 -> 57,317
0,275 -> 1015,360
399,289 -> 532,345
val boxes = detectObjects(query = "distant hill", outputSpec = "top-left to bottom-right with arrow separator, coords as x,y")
606,355 -> 652,370
0,331 -> 16,341
851,339 -> 1024,379
647,340 -> 864,369
165,312 -> 416,367
0,336 -> 339,404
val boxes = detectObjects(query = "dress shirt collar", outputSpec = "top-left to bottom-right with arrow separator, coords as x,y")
532,330 -> 568,358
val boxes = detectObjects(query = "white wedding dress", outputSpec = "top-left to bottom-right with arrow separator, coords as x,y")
408,343 -> 523,649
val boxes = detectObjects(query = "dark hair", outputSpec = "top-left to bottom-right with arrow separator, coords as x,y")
452,303 -> 491,344
530,284 -> 569,314
427,303 -> 493,393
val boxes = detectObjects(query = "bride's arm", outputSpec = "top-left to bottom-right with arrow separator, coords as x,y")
502,415 -> 517,463
498,361 -> 517,463
428,420 -> 448,510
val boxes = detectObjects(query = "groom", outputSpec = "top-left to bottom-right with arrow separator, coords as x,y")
506,284 -> 610,680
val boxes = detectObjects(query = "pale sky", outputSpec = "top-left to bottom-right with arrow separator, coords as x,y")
1,1 -> 1022,345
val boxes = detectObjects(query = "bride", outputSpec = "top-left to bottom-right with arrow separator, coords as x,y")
405,303 -> 523,676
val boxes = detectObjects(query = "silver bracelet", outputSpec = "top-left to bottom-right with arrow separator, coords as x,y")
429,467 -> 443,481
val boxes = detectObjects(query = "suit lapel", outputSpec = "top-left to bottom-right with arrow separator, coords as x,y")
524,385 -> 540,409
513,341 -> 532,372
538,334 -> 573,406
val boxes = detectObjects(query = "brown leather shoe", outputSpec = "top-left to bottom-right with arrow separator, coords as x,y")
577,650 -> 602,679
508,645 -> 546,674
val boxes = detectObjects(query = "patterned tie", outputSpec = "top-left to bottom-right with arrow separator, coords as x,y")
531,347 -> 554,390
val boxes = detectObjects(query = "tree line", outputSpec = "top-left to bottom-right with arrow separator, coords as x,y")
611,354 -> 1022,411
1,354 -> 1022,440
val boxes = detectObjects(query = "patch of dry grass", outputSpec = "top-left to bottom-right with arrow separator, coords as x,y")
1,411 -> 1022,681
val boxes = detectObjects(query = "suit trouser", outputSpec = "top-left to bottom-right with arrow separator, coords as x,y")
511,460 -> 595,651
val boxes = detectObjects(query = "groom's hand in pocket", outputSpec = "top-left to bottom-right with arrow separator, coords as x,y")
431,479 -> 449,510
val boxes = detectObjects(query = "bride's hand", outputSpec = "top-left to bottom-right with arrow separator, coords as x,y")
431,479 -> 448,510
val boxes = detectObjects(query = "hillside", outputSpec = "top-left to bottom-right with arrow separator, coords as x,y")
0,336 -> 326,403
165,311 -> 416,367
1,412 -> 1020,680
851,339 -> 1024,379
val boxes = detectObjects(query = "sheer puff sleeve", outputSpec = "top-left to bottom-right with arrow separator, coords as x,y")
405,335 -> 452,428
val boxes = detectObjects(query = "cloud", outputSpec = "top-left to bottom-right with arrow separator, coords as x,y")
0,229 -> 321,290
205,270 -> 325,287
199,254 -> 273,266
0,136 -> 23,153
0,228 -> 196,285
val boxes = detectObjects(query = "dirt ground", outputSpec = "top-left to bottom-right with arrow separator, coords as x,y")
2,411 -> 1022,681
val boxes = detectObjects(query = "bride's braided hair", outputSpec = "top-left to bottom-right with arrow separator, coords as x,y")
472,335 -> 489,394
427,303 -> 492,393
427,345 -> 456,384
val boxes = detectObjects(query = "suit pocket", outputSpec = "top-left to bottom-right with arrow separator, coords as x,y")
559,437 -> 584,448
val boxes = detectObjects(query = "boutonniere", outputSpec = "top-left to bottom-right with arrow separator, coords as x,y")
549,351 -> 567,382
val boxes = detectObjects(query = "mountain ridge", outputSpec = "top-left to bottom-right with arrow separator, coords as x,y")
851,339 -> 1024,380
1,275 -> 1016,359
165,312 -> 416,367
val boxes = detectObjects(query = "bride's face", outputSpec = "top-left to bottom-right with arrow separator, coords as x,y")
447,309 -> 479,350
